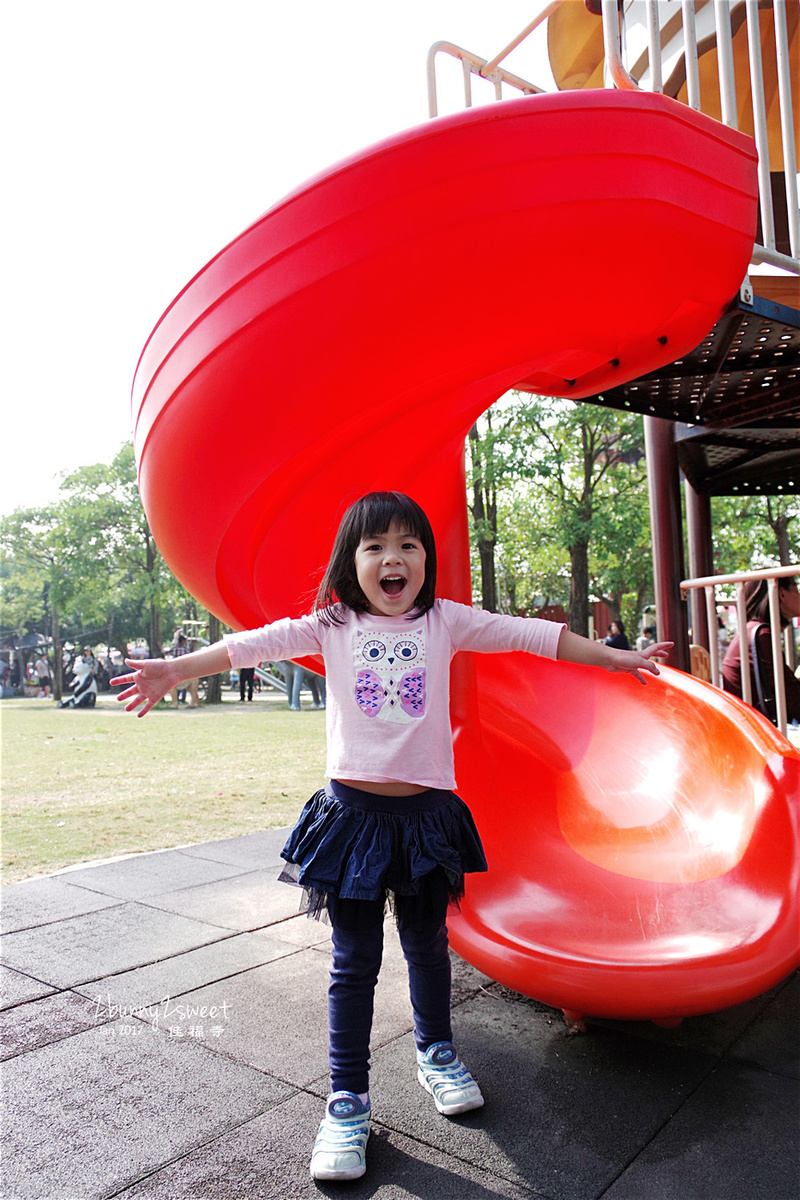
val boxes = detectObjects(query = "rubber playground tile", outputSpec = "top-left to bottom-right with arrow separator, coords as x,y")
0,1019 -> 290,1200
0,964 -> 57,1009
0,902 -> 231,989
574,971 -> 798,1061
140,948 -> 349,1087
366,990 -> 721,1200
254,910 -> 333,947
56,847 -> 246,901
0,873 -> 122,934
142,869 -> 301,931
726,972 -> 800,1079
177,827 -> 290,870
603,1059 -> 800,1200
136,927 -> 437,1090
1,987 -> 113,1059
71,929 -> 298,1014
114,1088 -> 541,1200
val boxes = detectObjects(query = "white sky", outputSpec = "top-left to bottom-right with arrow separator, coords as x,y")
2,0 -> 554,517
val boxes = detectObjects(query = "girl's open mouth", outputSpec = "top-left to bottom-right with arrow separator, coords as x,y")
380,576 -> 406,596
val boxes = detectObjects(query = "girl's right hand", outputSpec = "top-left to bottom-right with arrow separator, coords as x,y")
111,658 -> 181,717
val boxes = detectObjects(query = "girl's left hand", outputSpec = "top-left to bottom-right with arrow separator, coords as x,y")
111,658 -> 181,716
605,641 -> 674,685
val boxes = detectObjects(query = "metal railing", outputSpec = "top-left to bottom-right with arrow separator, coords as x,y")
426,2 -> 565,116
427,1 -> 799,278
680,563 -> 798,734
600,0 -> 798,274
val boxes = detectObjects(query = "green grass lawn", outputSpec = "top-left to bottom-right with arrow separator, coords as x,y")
0,690 -> 327,884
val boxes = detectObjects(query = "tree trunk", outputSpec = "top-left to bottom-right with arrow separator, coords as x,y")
477,540 -> 497,612
146,533 -> 163,658
469,424 -> 497,612
768,505 -> 793,566
569,538 -> 591,637
51,603 -> 63,702
204,613 -> 222,704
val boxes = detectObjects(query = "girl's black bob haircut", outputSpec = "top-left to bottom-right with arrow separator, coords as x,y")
314,491 -> 437,623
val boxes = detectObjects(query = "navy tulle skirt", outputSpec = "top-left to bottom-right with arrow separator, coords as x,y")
279,779 -> 488,918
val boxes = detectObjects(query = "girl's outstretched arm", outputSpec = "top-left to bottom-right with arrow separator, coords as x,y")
112,642 -> 232,716
557,630 -> 673,686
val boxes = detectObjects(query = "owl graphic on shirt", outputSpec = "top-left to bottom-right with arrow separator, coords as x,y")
353,628 -> 426,722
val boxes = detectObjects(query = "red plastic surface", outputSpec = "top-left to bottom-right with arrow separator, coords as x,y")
132,90 -> 799,1018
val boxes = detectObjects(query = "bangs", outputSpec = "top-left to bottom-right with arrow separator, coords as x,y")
356,492 -> 427,542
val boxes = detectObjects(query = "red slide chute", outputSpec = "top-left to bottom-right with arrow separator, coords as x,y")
133,90 -> 799,1020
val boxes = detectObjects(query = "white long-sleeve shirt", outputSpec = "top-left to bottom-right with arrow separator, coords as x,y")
225,598 -> 564,790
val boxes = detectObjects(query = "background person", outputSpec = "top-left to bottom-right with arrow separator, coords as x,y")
34,654 -> 52,698
636,625 -> 656,652
239,665 -> 255,701
604,620 -> 630,651
721,576 -> 800,724
169,633 -> 192,707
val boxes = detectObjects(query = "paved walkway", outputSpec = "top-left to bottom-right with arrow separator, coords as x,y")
1,829 -> 798,1199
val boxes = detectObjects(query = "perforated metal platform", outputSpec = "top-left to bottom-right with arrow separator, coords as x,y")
582,292 -> 800,495
674,420 -> 800,494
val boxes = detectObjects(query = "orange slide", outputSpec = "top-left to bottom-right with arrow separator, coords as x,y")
132,90 -> 799,1021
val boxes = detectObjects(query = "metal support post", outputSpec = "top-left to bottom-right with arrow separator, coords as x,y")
685,480 -> 713,650
644,416 -> 691,673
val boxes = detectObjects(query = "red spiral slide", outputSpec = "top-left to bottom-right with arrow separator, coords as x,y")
132,90 -> 799,1021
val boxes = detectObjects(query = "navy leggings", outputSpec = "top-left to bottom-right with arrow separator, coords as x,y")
326,869 -> 453,1095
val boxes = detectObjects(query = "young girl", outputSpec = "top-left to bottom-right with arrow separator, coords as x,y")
114,491 -> 671,1183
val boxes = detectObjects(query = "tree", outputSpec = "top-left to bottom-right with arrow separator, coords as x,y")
0,544 -> 47,686
467,407 -> 523,612
492,485 -> 570,615
0,503 -> 85,700
1,442 -> 208,684
495,396 -> 648,636
710,494 -> 800,574
58,443 -> 196,656
590,464 -> 654,633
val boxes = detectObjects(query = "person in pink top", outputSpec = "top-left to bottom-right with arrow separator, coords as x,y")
114,491 -> 670,1184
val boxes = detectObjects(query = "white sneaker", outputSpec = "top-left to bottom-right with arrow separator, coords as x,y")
417,1041 -> 484,1115
310,1091 -> 370,1181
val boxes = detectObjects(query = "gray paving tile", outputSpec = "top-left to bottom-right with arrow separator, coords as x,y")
143,870 -> 301,931
368,990 -> 720,1200
0,903 -> 231,988
0,964 -> 57,1009
573,974 -> 796,1060
0,1019 -> 291,1200
177,828 -> 290,870
57,848 -> 246,900
603,1060 -> 800,1200
0,874 -> 122,934
254,911 -> 333,947
1,988 -> 112,1059
725,972 -> 800,1079
1,832 -> 796,1200
450,948 -> 494,1006
147,950 -> 334,1085
146,925 -> 440,1088
116,1089 -> 540,1199
71,930 -> 298,1012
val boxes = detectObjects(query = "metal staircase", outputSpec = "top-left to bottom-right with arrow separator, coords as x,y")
427,1 -> 799,450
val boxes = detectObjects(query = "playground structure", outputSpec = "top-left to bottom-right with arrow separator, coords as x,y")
131,2 -> 799,1024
